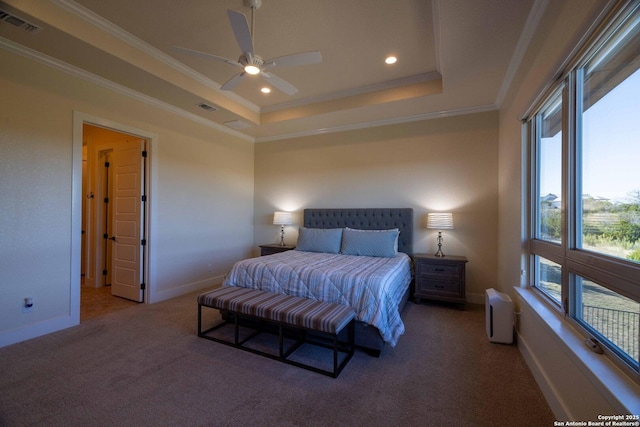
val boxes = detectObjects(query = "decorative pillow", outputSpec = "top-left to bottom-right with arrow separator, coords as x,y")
295,227 -> 343,254
340,227 -> 399,257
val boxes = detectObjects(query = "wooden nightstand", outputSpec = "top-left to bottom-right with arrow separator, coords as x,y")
259,244 -> 296,256
413,254 -> 468,308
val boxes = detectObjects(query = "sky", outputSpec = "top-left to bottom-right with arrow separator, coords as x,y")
540,68 -> 640,204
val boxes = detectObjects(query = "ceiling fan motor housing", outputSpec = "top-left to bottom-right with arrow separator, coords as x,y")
247,0 -> 262,10
240,53 -> 264,71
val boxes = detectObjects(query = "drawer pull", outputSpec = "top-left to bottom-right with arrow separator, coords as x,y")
435,268 -> 445,272
435,285 -> 445,289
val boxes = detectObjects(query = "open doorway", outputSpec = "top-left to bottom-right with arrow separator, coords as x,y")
80,123 -> 149,321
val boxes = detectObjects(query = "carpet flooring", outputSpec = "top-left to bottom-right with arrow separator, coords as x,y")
0,290 -> 555,426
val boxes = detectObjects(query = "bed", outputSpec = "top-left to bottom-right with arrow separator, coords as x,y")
222,208 -> 414,356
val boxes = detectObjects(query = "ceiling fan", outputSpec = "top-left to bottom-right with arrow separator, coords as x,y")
174,0 -> 322,95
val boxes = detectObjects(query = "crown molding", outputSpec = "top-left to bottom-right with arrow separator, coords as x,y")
261,72 -> 442,114
0,36 -> 254,142
255,103 -> 497,143
495,0 -> 549,107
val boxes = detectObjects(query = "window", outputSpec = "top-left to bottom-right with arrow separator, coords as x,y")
535,256 -> 562,305
537,91 -> 563,245
526,2 -> 640,374
574,275 -> 640,366
580,55 -> 640,262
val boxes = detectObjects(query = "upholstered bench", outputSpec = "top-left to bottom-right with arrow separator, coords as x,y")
197,286 -> 356,378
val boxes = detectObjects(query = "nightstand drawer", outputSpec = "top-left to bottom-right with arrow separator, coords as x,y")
416,279 -> 461,295
416,262 -> 462,279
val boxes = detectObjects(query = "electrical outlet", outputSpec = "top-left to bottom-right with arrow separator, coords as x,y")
22,297 -> 34,313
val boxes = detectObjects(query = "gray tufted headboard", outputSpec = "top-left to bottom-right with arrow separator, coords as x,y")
303,208 -> 414,255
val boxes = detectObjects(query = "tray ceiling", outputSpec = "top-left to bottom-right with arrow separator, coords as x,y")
0,0 -> 537,142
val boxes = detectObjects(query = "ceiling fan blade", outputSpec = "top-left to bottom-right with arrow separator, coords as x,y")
227,9 -> 254,54
264,51 -> 323,69
221,72 -> 246,91
173,46 -> 242,68
260,72 -> 298,95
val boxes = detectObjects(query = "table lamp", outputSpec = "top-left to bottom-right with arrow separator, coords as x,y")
273,211 -> 293,246
427,212 -> 454,257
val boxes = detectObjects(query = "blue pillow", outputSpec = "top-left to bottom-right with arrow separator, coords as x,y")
340,228 -> 399,257
295,227 -> 343,254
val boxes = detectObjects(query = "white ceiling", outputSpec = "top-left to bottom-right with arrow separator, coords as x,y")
0,0 -> 537,142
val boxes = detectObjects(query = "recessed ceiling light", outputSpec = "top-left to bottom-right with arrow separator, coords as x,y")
385,56 -> 397,65
261,87 -> 271,94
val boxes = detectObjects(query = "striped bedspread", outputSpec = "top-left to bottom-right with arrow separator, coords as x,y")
222,250 -> 412,347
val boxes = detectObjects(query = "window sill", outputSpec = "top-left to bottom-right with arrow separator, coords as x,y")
514,286 -> 640,416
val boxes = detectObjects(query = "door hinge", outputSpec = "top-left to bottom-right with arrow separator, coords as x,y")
102,269 -> 108,276
141,195 -> 147,202
142,150 -> 147,158
103,233 -> 108,239
141,239 -> 146,246
140,282 -> 146,290
104,197 -> 109,204
104,161 -> 110,168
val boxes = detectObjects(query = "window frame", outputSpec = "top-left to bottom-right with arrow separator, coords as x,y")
525,0 -> 640,379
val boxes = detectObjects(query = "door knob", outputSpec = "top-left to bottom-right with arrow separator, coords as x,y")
108,236 -> 117,241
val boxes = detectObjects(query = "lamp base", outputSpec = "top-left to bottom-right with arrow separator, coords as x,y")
434,231 -> 445,257
279,226 -> 286,246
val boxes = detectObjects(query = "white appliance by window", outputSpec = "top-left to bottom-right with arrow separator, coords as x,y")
485,288 -> 514,344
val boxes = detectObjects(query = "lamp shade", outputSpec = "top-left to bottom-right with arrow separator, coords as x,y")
427,212 -> 454,230
273,211 -> 293,225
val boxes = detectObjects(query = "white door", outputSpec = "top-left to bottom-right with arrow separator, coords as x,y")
111,139 -> 146,302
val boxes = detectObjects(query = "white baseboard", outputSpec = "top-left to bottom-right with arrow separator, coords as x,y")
149,275 -> 223,303
0,315 -> 77,349
516,328 -> 569,419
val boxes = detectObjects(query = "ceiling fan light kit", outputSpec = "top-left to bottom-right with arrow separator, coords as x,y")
240,53 -> 263,75
174,0 -> 321,95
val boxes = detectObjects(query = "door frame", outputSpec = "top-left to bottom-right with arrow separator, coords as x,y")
72,111 -> 157,323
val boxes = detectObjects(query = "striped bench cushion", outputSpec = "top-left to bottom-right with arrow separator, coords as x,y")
198,287 -> 355,335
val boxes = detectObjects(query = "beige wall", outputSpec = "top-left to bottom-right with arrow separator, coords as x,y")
0,48 -> 254,346
254,111 -> 499,303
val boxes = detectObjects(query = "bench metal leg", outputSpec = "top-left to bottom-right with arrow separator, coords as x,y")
198,305 -> 355,378
234,312 -> 239,345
